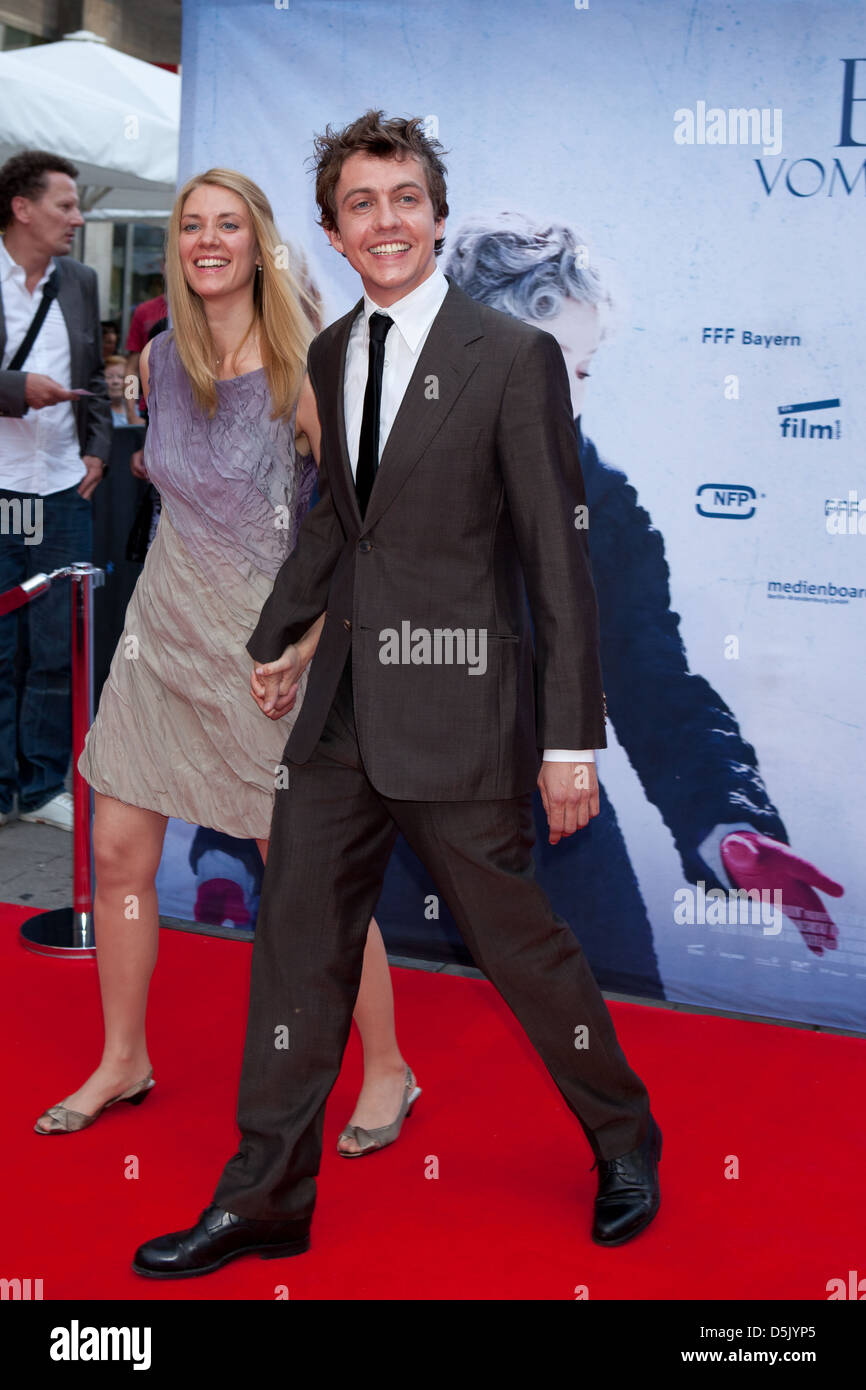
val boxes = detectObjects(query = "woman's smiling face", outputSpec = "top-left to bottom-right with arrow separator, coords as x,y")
178,184 -> 259,302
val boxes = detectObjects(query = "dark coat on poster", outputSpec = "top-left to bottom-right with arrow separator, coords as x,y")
375,425 -> 789,996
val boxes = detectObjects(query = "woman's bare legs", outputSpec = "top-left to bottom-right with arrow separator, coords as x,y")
257,837 -> 408,1155
35,810 -> 410,1142
35,792 -> 168,1129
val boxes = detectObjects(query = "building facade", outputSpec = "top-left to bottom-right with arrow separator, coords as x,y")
0,1 -> 180,67
1,1 -> 179,337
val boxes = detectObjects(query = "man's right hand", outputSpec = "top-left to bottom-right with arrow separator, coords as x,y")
25,374 -> 82,409
250,644 -> 304,720
538,760 -> 600,843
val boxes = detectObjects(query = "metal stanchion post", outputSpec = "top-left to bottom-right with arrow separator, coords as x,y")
17,562 -> 104,957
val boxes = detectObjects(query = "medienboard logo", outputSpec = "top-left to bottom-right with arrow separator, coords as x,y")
767,578 -> 866,604
696,484 -> 757,519
778,396 -> 841,442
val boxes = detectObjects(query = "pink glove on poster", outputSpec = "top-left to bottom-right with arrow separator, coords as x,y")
720,831 -> 844,956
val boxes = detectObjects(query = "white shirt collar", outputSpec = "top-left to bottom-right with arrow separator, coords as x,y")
0,235 -> 56,290
361,264 -> 448,353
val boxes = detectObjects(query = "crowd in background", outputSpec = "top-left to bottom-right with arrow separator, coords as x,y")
0,148 -> 162,834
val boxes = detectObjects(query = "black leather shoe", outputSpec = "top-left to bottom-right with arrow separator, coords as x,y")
132,1203 -> 310,1278
591,1115 -> 662,1247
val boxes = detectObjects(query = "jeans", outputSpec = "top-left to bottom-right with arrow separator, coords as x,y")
0,483 -> 92,814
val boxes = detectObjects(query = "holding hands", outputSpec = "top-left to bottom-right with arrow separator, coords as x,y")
249,613 -> 325,720
250,644 -> 304,720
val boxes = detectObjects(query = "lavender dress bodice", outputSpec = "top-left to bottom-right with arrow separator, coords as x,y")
143,331 -> 316,591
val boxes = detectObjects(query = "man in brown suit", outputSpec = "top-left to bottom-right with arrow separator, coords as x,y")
134,111 -> 661,1278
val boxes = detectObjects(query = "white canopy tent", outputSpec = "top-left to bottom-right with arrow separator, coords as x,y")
0,31 -> 179,218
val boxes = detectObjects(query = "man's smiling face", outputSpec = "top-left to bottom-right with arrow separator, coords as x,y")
326,151 -> 445,306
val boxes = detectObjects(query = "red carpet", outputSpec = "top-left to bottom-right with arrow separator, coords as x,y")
3,902 -> 864,1301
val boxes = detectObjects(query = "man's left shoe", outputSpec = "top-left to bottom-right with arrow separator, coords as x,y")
19,791 -> 73,831
591,1115 -> 662,1247
132,1204 -> 311,1278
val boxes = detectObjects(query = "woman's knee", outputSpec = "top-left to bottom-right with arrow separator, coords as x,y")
93,800 -> 164,886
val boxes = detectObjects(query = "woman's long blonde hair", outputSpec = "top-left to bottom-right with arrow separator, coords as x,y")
165,168 -> 320,420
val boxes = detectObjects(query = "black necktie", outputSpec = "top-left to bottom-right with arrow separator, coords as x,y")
355,311 -> 393,517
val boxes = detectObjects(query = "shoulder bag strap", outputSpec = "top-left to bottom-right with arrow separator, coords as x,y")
7,267 -> 61,372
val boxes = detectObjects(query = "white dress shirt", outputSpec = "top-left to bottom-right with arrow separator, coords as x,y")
343,264 -> 595,764
0,235 -> 84,495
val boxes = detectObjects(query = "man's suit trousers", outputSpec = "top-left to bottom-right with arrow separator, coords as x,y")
214,660 -> 651,1222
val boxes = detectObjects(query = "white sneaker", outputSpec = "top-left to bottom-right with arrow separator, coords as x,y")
19,791 -> 74,832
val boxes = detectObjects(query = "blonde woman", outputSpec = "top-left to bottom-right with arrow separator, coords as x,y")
34,170 -> 418,1153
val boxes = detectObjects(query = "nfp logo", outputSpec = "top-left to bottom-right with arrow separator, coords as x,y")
696,484 -> 757,519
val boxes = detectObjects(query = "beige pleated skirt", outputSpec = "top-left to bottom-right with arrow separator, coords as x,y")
78,508 -> 306,841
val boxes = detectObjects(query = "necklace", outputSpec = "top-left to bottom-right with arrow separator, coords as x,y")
215,328 -> 258,367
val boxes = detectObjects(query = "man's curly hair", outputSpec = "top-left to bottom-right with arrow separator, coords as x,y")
0,150 -> 79,230
311,110 -> 449,254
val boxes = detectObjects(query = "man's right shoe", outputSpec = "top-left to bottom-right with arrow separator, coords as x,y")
132,1203 -> 310,1278
591,1115 -> 662,1247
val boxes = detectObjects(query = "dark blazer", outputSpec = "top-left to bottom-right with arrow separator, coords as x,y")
0,254 -> 112,463
248,276 -> 606,801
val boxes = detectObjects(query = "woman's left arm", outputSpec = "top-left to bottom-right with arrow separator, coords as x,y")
250,373 -> 327,718
294,371 -> 321,465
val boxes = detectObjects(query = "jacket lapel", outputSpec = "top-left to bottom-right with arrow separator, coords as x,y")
319,278 -> 485,533
318,295 -> 364,528
362,280 -> 483,530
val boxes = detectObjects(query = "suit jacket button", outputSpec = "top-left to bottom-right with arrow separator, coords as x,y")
343,618 -> 352,632
359,538 -> 373,552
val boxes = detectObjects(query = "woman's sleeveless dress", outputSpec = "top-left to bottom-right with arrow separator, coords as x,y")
78,332 -> 316,840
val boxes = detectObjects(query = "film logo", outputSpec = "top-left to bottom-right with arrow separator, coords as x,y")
778,397 -> 841,443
